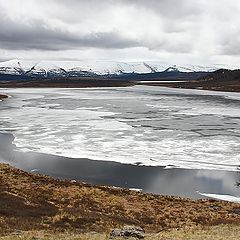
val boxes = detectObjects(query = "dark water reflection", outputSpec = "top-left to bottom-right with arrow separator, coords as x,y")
1,132 -> 239,199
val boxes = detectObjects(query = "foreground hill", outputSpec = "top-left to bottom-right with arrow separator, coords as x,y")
0,163 -> 240,237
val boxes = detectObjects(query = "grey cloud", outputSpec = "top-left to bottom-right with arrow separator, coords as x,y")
0,29 -> 139,51
147,38 -> 194,54
219,37 -> 240,56
55,0 -> 202,17
120,0 -> 204,19
0,0 -> 240,62
214,20 -> 240,56
38,0 -> 203,26
35,0 -> 202,52
0,9 -> 139,51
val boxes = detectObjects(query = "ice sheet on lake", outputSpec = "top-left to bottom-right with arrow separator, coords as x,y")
0,86 -> 240,171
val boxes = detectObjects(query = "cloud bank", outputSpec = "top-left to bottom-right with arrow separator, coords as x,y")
0,0 -> 240,65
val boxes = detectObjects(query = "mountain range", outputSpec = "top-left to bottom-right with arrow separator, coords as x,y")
0,59 -> 238,80
0,60 -> 239,91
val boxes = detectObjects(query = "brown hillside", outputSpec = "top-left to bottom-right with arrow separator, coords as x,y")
139,69 -> 240,92
0,163 -> 240,236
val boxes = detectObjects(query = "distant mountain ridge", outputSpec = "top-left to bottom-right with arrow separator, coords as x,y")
0,59 -> 237,77
140,68 -> 240,92
0,60 -> 240,90
0,59 -> 239,84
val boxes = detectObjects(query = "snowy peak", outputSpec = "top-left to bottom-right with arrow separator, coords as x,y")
0,59 -> 238,77
164,66 -> 180,72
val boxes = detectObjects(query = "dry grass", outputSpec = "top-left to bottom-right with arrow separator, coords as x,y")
148,224 -> 240,240
1,163 -> 240,237
1,225 -> 240,239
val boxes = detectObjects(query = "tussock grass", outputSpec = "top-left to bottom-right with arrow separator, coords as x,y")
0,163 -> 240,237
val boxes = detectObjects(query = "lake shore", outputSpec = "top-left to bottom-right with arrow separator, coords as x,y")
138,81 -> 240,92
1,131 -> 240,200
1,163 -> 240,237
0,79 -> 136,88
1,78 -> 240,92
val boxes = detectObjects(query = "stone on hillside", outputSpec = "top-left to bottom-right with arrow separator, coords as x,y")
109,225 -> 144,239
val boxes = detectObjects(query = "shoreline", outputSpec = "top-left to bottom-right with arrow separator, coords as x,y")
1,84 -> 240,93
138,82 -> 240,92
0,79 -> 136,88
0,79 -> 240,92
0,132 -> 240,200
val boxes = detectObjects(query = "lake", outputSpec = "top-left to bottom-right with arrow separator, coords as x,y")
0,86 -> 240,199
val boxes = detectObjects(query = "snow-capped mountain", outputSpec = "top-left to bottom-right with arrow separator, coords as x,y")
0,59 -> 237,78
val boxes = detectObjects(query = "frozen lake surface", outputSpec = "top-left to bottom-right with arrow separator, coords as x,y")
0,86 -> 240,171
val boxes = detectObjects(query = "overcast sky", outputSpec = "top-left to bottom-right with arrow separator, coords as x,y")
0,0 -> 240,65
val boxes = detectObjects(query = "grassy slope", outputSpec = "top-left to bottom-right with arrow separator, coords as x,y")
1,163 -> 240,237
2,225 -> 240,239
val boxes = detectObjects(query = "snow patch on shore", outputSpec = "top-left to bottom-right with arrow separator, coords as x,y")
197,191 -> 240,203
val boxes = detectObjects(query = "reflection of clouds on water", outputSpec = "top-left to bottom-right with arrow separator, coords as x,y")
196,171 -> 240,196
0,86 -> 240,171
196,171 -> 240,194
0,131 -> 240,199
145,169 -> 240,199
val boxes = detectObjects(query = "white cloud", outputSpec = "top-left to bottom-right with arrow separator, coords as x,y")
0,0 -> 240,65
